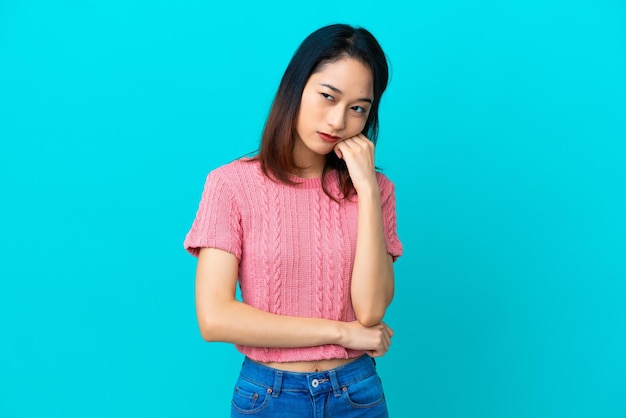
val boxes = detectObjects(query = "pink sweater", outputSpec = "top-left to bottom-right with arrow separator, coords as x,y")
184,159 -> 402,362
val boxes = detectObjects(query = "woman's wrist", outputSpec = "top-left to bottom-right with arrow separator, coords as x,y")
334,321 -> 349,347
354,180 -> 381,199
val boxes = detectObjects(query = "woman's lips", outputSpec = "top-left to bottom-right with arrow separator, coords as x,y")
318,132 -> 341,143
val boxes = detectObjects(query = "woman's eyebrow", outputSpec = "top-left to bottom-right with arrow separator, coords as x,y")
320,83 -> 373,103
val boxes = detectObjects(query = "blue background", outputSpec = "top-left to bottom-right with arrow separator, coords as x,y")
1,1 -> 625,417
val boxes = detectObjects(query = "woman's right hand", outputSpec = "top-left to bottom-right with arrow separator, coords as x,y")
340,321 -> 394,357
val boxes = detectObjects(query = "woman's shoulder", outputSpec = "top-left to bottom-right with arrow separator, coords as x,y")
208,157 -> 261,181
375,170 -> 395,190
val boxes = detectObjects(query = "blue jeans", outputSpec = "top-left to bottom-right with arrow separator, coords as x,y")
230,355 -> 388,417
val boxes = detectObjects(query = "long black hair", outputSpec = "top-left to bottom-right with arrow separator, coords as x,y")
256,24 -> 389,198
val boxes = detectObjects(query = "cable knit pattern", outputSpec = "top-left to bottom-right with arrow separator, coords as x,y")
260,165 -> 272,316
184,158 -> 403,362
313,192 -> 324,318
272,184 -> 283,316
323,196 -> 333,318
331,198 -> 346,319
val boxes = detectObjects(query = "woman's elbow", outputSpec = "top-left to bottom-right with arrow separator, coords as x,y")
354,310 -> 386,328
353,295 -> 393,327
197,315 -> 223,342
198,323 -> 214,342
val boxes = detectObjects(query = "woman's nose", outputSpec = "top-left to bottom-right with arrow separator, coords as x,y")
326,107 -> 346,131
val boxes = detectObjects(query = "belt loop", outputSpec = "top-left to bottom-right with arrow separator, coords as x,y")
272,371 -> 283,398
328,370 -> 341,397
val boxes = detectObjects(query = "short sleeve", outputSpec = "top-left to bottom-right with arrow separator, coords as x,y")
183,170 -> 242,260
378,174 -> 403,261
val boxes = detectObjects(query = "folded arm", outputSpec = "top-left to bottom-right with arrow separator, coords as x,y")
194,247 -> 393,356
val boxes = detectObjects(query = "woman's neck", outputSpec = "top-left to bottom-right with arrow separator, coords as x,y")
293,164 -> 324,179
292,143 -> 325,178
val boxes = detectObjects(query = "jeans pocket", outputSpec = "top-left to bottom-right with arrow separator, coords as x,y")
342,372 -> 386,409
231,377 -> 270,414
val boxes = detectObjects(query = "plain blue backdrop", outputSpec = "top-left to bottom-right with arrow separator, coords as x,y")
1,1 -> 625,417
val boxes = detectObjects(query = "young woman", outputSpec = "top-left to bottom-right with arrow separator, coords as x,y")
184,24 -> 402,417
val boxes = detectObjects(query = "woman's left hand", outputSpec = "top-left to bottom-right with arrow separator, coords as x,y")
334,134 -> 378,193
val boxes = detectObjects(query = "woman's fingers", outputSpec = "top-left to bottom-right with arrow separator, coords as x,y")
333,135 -> 377,191
344,320 -> 394,357
373,323 -> 393,355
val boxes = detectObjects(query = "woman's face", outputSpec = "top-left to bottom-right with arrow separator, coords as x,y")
293,57 -> 374,171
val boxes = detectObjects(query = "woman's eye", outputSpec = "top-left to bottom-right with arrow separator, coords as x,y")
352,106 -> 366,113
321,93 -> 334,101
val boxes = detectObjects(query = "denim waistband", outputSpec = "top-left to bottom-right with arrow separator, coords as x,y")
239,355 -> 377,397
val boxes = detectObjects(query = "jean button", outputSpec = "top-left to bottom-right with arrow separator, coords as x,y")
311,379 -> 319,388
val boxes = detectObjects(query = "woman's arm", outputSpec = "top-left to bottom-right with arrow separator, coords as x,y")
334,135 -> 395,327
195,247 -> 393,356
350,188 -> 394,326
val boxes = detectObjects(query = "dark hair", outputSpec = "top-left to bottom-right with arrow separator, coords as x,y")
255,24 -> 389,199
